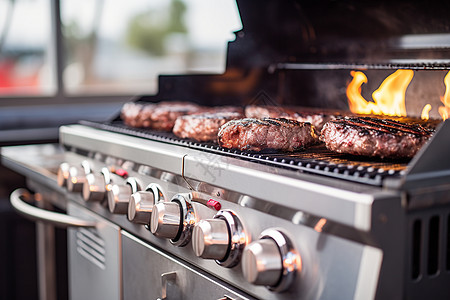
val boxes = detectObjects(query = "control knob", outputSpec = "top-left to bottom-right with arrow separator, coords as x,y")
107,177 -> 141,214
150,201 -> 181,239
192,219 -> 229,261
82,168 -> 111,202
66,161 -> 91,192
191,210 -> 246,268
150,193 -> 195,247
241,229 -> 300,292
128,184 -> 164,225
57,162 -> 70,187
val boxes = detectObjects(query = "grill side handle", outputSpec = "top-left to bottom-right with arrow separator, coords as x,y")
10,188 -> 97,228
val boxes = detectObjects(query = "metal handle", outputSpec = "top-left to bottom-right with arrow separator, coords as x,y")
157,271 -> 177,300
10,188 -> 96,228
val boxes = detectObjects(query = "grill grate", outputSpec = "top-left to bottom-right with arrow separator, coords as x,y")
79,120 -> 408,186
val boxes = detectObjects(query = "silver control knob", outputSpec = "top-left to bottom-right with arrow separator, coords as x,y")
150,202 -> 181,239
57,163 -> 70,187
128,191 -> 155,224
66,166 -> 87,192
82,173 -> 106,202
242,239 -> 282,286
192,219 -> 229,260
241,229 -> 300,292
107,178 -> 141,214
107,184 -> 132,214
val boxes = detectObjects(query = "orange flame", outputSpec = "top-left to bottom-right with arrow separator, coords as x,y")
439,71 -> 450,121
421,104 -> 432,120
347,69 -> 414,117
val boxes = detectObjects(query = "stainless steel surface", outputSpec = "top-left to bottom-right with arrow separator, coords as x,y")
2,143 -> 393,299
192,218 -> 229,260
83,173 -> 107,202
10,188 -> 96,228
68,202 -> 121,300
36,199 -> 57,300
0,138 -> 421,299
241,238 -> 282,287
151,201 -> 181,239
128,191 -> 155,224
122,231 -> 254,300
59,124 -> 383,231
158,271 -> 177,300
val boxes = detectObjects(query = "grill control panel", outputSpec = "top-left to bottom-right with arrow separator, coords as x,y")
56,158 -> 303,298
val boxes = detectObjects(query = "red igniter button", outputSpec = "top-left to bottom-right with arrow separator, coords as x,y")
114,169 -> 128,178
207,199 -> 221,211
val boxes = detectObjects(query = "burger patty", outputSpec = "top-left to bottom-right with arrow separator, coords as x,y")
320,116 -> 434,159
173,111 -> 243,142
244,105 -> 291,119
120,101 -> 201,131
245,105 -> 340,132
120,102 -> 155,128
218,118 -> 318,152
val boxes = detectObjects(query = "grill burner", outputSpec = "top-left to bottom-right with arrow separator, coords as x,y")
80,120 -> 407,186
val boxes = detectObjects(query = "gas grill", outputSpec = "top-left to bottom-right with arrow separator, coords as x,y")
3,1 -> 450,300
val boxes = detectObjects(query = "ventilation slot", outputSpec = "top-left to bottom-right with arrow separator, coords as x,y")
76,228 -> 106,270
412,219 -> 422,280
427,215 -> 440,276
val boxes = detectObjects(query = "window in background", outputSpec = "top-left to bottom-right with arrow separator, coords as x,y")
0,0 -> 55,96
60,0 -> 242,95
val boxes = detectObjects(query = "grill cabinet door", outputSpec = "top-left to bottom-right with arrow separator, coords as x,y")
121,230 -> 252,300
67,202 -> 122,300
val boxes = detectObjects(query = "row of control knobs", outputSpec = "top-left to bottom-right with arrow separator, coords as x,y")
57,162 -> 300,292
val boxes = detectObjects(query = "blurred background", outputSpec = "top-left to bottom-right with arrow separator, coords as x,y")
0,0 -> 241,145
0,1 -> 241,299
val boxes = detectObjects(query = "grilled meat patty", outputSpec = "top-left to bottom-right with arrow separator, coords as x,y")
173,111 -> 243,142
218,118 -> 318,152
120,102 -> 154,127
121,101 -> 201,131
320,116 -> 434,159
245,105 -> 339,132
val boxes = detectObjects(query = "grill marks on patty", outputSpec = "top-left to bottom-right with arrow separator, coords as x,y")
341,117 -> 431,136
244,105 -> 340,132
320,116 -> 434,159
218,117 -> 319,152
173,111 -> 243,142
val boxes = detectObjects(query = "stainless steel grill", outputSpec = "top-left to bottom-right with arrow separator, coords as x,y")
3,1 -> 450,299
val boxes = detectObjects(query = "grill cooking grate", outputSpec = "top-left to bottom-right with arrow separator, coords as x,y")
80,120 -> 408,186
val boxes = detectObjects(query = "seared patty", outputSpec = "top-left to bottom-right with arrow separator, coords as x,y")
245,105 -> 339,132
173,111 -> 243,142
320,116 -> 433,159
218,118 -> 318,152
120,101 -> 201,131
120,102 -> 155,127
